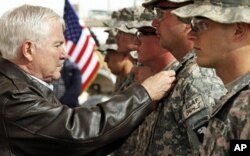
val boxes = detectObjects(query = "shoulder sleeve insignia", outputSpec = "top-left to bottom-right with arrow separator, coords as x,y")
183,95 -> 206,119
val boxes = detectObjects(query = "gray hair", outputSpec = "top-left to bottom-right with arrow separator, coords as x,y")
0,4 -> 65,60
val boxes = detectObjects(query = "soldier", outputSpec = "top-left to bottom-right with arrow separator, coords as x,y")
100,30 -> 134,93
103,7 -> 144,92
127,0 -> 227,155
129,8 -> 177,76
112,7 -> 141,54
112,8 -> 178,156
105,7 -> 142,54
172,0 -> 250,155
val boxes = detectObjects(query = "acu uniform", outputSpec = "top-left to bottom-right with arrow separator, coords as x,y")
105,7 -> 143,93
172,0 -> 250,155
114,52 -> 226,156
114,72 -> 135,93
201,72 -> 250,156
147,51 -> 226,156
133,0 -> 227,155
113,1 -> 227,155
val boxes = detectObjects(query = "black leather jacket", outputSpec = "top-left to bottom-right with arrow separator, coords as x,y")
0,59 -> 153,156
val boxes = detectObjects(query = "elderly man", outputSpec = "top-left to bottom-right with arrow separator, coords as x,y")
0,5 -> 176,156
173,0 -> 250,155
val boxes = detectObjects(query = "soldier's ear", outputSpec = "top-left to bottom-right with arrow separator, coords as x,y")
233,23 -> 248,41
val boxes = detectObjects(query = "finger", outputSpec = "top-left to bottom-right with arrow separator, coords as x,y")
166,70 -> 176,76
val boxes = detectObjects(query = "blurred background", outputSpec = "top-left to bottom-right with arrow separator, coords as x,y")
72,0 -> 145,44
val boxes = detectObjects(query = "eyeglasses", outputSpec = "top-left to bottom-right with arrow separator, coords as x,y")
190,17 -> 209,33
136,29 -> 156,39
153,6 -> 179,20
177,16 -> 192,24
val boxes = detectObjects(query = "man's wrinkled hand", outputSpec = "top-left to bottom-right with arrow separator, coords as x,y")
141,70 -> 176,101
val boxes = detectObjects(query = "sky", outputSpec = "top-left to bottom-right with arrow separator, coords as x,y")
83,0 -> 145,11
0,0 -> 145,16
0,0 -> 65,16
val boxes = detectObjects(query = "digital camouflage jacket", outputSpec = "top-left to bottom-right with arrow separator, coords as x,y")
113,51 -> 227,156
201,72 -> 250,156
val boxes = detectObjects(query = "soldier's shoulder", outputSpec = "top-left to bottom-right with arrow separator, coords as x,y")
180,60 -> 223,85
178,57 -> 215,79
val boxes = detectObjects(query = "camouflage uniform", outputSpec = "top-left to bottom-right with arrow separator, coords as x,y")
101,8 -> 139,94
114,51 -> 226,156
173,0 -> 250,155
143,0 -> 192,9
114,72 -> 135,93
107,8 -> 141,93
112,9 -> 160,156
105,7 -> 144,35
112,8 -> 155,93
147,51 -> 226,156
99,33 -> 135,94
201,72 -> 250,156
113,2 -> 226,155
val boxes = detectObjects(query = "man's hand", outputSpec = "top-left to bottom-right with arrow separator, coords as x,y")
141,70 -> 176,101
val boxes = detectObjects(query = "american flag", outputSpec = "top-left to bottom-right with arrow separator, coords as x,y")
63,0 -> 100,91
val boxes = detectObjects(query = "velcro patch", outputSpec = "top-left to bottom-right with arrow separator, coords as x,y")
210,118 -> 227,135
183,95 -> 205,119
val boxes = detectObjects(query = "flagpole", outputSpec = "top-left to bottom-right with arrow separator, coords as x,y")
134,0 -> 137,7
107,0 -> 111,13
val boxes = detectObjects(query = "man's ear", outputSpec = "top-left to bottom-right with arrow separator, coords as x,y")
234,23 -> 249,41
21,40 -> 35,61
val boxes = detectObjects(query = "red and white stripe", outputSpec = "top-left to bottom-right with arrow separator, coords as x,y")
65,26 -> 99,91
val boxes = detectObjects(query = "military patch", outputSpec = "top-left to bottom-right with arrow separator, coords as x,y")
210,118 -> 227,135
183,95 -> 206,119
